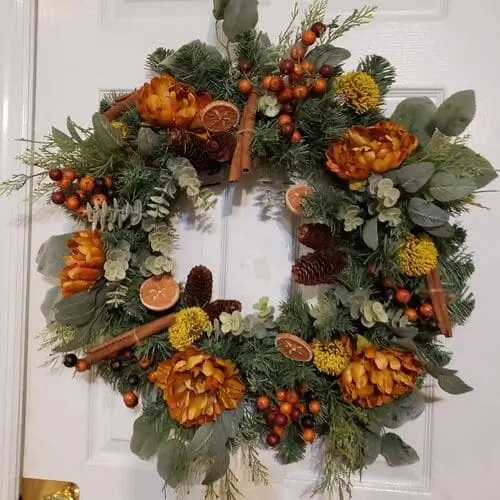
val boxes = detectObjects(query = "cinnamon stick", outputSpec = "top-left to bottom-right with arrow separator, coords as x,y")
228,103 -> 248,182
425,267 -> 453,337
83,313 -> 176,366
239,90 -> 258,174
103,90 -> 140,121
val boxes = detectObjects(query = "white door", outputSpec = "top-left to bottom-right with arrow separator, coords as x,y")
2,0 -> 499,499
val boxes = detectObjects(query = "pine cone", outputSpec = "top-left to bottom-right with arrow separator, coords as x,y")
166,127 -> 216,172
205,133 -> 236,163
184,265 -> 213,307
297,223 -> 334,251
292,249 -> 346,286
204,300 -> 242,323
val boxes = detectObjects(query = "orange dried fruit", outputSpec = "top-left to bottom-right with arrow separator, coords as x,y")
275,333 -> 313,362
285,185 -> 313,215
199,100 -> 241,133
139,275 -> 180,312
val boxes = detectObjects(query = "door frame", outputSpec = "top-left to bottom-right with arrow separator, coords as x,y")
0,0 -> 37,498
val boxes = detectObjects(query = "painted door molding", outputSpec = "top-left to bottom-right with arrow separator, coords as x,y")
0,0 -> 37,498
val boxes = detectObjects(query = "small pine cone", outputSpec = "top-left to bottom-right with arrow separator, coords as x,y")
292,249 -> 346,286
184,265 -> 213,307
204,300 -> 242,323
205,133 -> 237,163
297,223 -> 334,251
166,127 -> 216,172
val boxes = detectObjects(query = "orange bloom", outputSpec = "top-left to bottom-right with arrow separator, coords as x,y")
150,346 -> 245,427
339,345 -> 423,408
326,121 -> 418,181
59,230 -> 105,297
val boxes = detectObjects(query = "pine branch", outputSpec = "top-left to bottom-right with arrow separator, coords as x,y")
145,47 -> 174,73
325,6 -> 377,42
276,423 -> 306,464
277,291 -> 315,340
357,55 -> 396,96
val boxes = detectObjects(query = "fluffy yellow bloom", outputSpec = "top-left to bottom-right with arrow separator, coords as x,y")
397,234 -> 438,277
334,71 -> 380,114
311,336 -> 353,376
168,307 -> 210,350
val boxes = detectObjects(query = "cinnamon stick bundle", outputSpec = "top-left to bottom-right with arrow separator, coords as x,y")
425,267 -> 453,337
103,90 -> 140,121
83,313 -> 176,366
229,91 -> 258,182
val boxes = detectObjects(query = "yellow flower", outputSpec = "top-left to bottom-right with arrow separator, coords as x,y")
397,234 -> 438,277
311,336 -> 353,376
334,71 -> 381,114
168,307 -> 210,350
111,121 -> 128,137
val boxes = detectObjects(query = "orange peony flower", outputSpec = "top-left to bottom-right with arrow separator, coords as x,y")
59,230 -> 105,297
136,74 -> 210,129
150,346 -> 245,427
326,121 -> 418,181
339,345 -> 423,408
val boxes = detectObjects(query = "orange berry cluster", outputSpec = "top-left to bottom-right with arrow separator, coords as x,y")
256,387 -> 321,448
48,167 -> 113,216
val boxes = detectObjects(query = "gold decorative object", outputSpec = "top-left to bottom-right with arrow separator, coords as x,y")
22,478 -> 79,500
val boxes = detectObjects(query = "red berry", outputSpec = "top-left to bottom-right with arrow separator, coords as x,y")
274,413 -> 289,427
281,103 -> 295,115
48,168 -> 63,181
238,79 -> 253,95
319,64 -> 334,78
291,130 -> 302,144
311,22 -> 326,37
280,58 -> 295,74
269,76 -> 285,94
51,191 -> 66,205
419,303 -> 434,317
395,289 -> 412,304
65,195 -> 81,211
122,349 -> 135,361
301,30 -> 317,46
280,122 -> 296,138
257,395 -> 271,411
286,390 -> 299,405
267,408 -> 279,425
238,60 -> 252,73
62,168 -> 77,182
308,400 -> 321,415
403,307 -> 418,322
266,432 -> 280,447
290,407 -> 302,422
123,391 -> 139,408
290,46 -> 306,61
276,389 -> 287,402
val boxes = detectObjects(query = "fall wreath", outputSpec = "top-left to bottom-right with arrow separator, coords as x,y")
3,1 -> 497,498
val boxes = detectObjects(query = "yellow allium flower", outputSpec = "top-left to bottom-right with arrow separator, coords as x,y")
334,71 -> 381,114
168,307 -> 210,350
397,234 -> 438,277
311,337 -> 353,376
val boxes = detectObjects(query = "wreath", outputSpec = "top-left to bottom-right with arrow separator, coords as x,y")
3,1 -> 496,498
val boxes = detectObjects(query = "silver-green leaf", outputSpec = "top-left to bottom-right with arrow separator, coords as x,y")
381,433 -> 419,466
41,286 -> 61,322
203,449 -> 230,485
435,90 -> 476,137
362,217 -> 379,250
437,373 -> 473,395
391,326 -> 419,339
36,233 -> 72,279
426,223 -> 455,238
372,391 -> 425,429
130,415 -> 161,460
137,127 -> 160,157
221,403 -> 244,439
157,439 -> 189,488
395,162 -> 435,193
52,127 -> 76,153
222,0 -> 258,42
408,197 -> 449,228
363,430 -> 382,466
425,363 -> 457,378
213,0 -> 231,20
308,45 -> 351,69
92,112 -> 123,150
186,423 -> 216,458
428,172 -> 476,202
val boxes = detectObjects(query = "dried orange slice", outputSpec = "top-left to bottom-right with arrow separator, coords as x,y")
200,100 -> 241,133
275,333 -> 313,362
285,185 -> 313,215
139,275 -> 180,312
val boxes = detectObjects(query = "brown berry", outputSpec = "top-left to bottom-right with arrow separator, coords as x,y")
122,349 -> 135,361
272,425 -> 285,437
276,389 -> 287,401
65,195 -> 81,211
293,85 -> 309,100
302,60 -> 315,74
266,432 -> 280,447
313,78 -> 328,94
278,114 -> 293,126
291,130 -> 302,143
56,179 -> 72,190
238,60 -> 252,73
62,168 -> 77,182
280,122 -> 296,138
420,303 -> 434,317
123,391 -> 139,408
281,103 -> 295,115
269,76 -> 285,94
290,46 -> 306,61
319,64 -> 334,78
286,390 -> 299,405
290,407 -> 302,422
289,72 -> 302,84
308,400 -> 321,415
79,176 -> 95,192
274,413 -> 289,427
256,395 -> 270,411
301,30 -> 317,46
51,191 -> 66,205
280,58 -> 295,74
311,22 -> 326,37
277,86 -> 294,103
395,289 -> 412,304
267,408 -> 279,425
75,359 -> 89,372
302,428 -> 316,443
262,75 -> 273,90
48,168 -> 63,181
138,357 -> 153,370
279,402 -> 293,415
403,307 -> 418,322
238,79 -> 253,95
91,193 -> 108,207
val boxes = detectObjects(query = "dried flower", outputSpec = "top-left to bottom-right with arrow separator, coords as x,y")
168,307 -> 211,350
334,71 -> 380,114
397,234 -> 438,277
311,337 -> 353,376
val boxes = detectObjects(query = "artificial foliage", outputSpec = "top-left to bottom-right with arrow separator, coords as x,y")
2,0 -> 497,498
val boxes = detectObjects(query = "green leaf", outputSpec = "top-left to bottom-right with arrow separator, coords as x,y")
36,233 -> 72,279
51,127 -> 76,153
222,0 -> 258,42
41,286 -> 61,322
137,127 -> 160,157
390,337 -> 419,354
66,117 -> 82,142
207,420 -> 229,456
437,373 -> 473,395
435,90 -> 476,137
54,287 -> 103,327
394,162 -> 435,193
213,0 -> 230,20
221,403 -> 244,439
130,415 -> 161,460
425,363 -> 457,378
381,433 -> 419,466
426,223 -> 455,238
391,326 -> 419,339
307,45 -> 351,69
203,449 -> 230,485
391,97 -> 437,148
186,423 -> 216,458
92,112 -> 123,150
362,217 -> 378,250
157,439 -> 189,488
362,430 -> 382,465
408,197 -> 449,228
428,172 -> 476,202
372,391 -> 425,429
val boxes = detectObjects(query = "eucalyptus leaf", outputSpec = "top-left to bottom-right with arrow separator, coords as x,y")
307,45 -> 351,69
54,286 -> 104,327
92,112 -> 123,150
362,430 -> 382,465
425,363 -> 457,378
428,172 -> 476,202
130,415 -> 161,460
212,0 -> 230,20
221,403 -> 244,439
362,217 -> 379,250
391,97 -> 437,147
41,286 -> 61,322
137,127 -> 160,157
207,420 -> 229,456
437,373 -> 473,395
395,162 -> 435,193
203,449 -> 230,485
426,223 -> 455,238
222,0 -> 258,42
36,233 -> 72,279
157,439 -> 189,488
51,127 -> 76,153
186,423 -> 216,458
390,337 -> 419,354
372,391 -> 425,428
391,326 -> 419,339
408,197 -> 449,228
381,433 -> 419,466
435,90 -> 476,137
